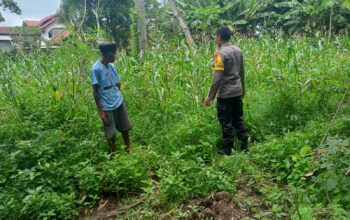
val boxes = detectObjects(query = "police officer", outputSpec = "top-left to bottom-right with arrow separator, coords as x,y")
204,26 -> 249,155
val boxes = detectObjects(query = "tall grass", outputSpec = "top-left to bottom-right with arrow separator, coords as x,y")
0,35 -> 349,219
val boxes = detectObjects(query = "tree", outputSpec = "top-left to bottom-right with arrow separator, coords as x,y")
11,26 -> 41,51
175,0 -> 350,37
60,0 -> 132,47
168,0 -> 196,47
0,0 -> 21,22
135,0 -> 147,51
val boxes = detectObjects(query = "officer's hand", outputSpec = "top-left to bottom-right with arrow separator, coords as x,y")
204,97 -> 211,106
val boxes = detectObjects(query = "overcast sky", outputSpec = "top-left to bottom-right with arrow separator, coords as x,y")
0,0 -> 61,26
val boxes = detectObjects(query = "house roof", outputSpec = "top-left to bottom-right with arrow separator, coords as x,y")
23,20 -> 40,27
40,17 -> 57,29
23,14 -> 59,28
40,14 -> 58,25
0,27 -> 14,35
50,30 -> 69,43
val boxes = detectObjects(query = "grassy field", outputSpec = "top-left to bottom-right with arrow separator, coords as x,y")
0,35 -> 349,219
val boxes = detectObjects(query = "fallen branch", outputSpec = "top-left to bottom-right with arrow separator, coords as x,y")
106,180 -> 160,217
106,197 -> 145,217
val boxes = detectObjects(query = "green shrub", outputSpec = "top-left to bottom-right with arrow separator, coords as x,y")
157,148 -> 234,203
101,154 -> 149,195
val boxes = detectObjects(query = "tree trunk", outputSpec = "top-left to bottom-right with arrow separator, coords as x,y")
135,0 -> 147,51
328,6 -> 333,43
78,0 -> 87,33
168,0 -> 196,48
92,0 -> 101,39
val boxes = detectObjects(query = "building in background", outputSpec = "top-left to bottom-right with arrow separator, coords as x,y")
0,27 -> 14,52
23,13 -> 68,48
0,14 -> 68,51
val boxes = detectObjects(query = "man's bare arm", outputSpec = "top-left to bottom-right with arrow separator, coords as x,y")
92,85 -> 106,120
116,82 -> 121,90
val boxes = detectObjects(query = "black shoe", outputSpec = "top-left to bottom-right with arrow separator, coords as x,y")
217,144 -> 233,155
239,139 -> 249,152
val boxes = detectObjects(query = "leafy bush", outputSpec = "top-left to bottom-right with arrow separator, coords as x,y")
101,154 -> 149,195
0,187 -> 78,220
157,149 -> 234,203
251,130 -> 319,181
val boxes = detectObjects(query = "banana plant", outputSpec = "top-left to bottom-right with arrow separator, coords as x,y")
274,0 -> 350,35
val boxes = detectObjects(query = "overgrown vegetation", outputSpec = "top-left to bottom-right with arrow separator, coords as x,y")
0,32 -> 349,219
177,0 -> 350,36
58,0 -> 350,46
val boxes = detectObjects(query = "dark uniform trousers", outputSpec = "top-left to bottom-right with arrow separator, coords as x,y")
216,96 -> 248,153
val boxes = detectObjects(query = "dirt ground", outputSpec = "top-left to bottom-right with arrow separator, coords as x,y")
184,191 -> 247,219
78,196 -> 121,220
79,187 -> 266,219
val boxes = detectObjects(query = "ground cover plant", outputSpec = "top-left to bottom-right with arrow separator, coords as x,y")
0,34 -> 349,219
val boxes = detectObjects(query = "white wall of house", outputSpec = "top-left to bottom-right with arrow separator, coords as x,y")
41,20 -> 65,41
0,35 -> 13,51
0,41 -> 12,51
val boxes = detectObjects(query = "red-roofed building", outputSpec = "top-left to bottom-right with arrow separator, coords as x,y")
0,13 -> 67,51
23,13 -> 67,48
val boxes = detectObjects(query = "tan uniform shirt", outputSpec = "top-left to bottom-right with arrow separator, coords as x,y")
208,42 -> 245,100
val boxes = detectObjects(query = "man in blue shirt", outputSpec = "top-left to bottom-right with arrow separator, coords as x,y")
90,43 -> 132,154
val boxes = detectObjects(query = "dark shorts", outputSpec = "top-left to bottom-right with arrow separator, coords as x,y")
103,103 -> 132,139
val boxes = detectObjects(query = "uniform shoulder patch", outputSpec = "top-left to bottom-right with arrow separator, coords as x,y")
213,52 -> 224,71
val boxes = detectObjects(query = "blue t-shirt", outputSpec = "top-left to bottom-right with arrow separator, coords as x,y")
90,60 -> 123,111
